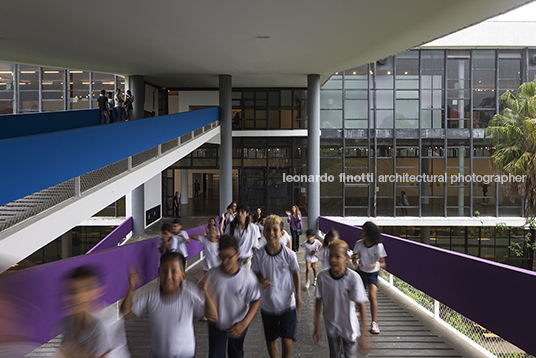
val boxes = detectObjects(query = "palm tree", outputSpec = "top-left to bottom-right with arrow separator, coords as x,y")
485,80 -> 536,269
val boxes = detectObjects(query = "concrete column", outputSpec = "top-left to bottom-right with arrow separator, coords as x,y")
420,226 -> 431,245
129,75 -> 145,120
181,169 -> 189,205
307,74 -> 320,231
61,231 -> 72,259
219,75 -> 232,214
132,184 -> 145,236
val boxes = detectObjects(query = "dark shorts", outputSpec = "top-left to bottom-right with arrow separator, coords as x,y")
358,270 -> 379,289
261,309 -> 297,342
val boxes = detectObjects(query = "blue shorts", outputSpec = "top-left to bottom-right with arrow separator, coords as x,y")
358,270 -> 379,289
261,309 -> 297,342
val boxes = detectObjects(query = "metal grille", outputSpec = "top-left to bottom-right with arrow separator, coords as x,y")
180,132 -> 193,144
0,179 -> 75,231
194,128 -> 203,137
439,304 -> 530,357
384,271 -> 533,358
132,146 -> 159,168
204,124 -> 212,132
161,138 -> 179,153
80,158 -> 129,193
392,275 -> 434,312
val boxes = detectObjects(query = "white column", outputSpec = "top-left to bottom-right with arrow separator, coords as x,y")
132,184 -> 145,236
219,75 -> 232,214
307,74 -> 321,231
181,169 -> 189,205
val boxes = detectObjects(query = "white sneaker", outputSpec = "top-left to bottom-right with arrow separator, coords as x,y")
313,278 -> 317,286
305,280 -> 310,288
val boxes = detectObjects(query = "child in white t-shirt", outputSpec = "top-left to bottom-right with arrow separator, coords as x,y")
158,223 -> 178,257
301,229 -> 322,288
225,205 -> 258,268
314,240 -> 369,357
172,219 -> 190,259
252,215 -> 301,358
317,229 -> 339,271
352,221 -> 387,335
256,221 -> 292,250
190,225 -> 221,275
206,235 -> 261,357
121,252 -> 216,358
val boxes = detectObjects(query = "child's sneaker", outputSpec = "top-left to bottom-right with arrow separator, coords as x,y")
370,321 -> 380,334
305,280 -> 310,288
313,278 -> 317,286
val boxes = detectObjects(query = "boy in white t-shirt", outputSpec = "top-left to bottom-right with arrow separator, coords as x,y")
352,221 -> 387,335
172,218 -> 191,259
314,240 -> 369,358
252,215 -> 301,358
225,205 -> 258,268
121,252 -> 217,358
206,235 -> 261,358
190,225 -> 221,274
301,229 -> 322,288
158,223 -> 178,257
256,221 -> 292,250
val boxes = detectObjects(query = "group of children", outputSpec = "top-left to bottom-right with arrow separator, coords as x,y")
59,207 -> 387,358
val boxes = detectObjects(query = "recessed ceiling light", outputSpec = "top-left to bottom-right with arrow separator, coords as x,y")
256,35 -> 271,39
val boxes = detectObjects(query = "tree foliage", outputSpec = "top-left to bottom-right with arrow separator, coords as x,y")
485,80 -> 536,216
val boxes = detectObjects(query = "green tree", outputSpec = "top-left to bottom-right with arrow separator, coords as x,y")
486,79 -> 536,269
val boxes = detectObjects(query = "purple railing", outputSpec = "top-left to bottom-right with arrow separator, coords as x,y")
86,217 -> 133,254
0,223 -> 208,355
319,216 -> 536,356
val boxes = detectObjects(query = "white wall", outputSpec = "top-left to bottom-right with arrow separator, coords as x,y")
145,173 -> 162,212
144,84 -> 159,115
178,91 -> 218,113
169,92 -> 179,114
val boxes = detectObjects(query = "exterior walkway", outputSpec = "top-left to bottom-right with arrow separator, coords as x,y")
26,216 -> 489,357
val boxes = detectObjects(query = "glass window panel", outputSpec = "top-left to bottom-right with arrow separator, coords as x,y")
396,119 -> 419,128
396,79 -> 419,90
0,100 -> 13,114
376,110 -> 393,128
268,110 -> 279,129
345,100 -> 367,119
499,79 -> 521,89
321,90 -> 342,109
19,65 -> 39,91
472,50 -> 495,69
345,120 -> 368,129
499,59 -> 521,79
498,50 -> 522,59
69,71 -> 89,91
243,91 -> 254,99
345,90 -> 367,99
42,69 -> 64,81
256,91 -> 266,99
268,91 -> 279,107
344,65 -> 369,76
473,70 -> 495,88
320,198 -> 343,216
396,90 -> 419,99
473,90 -> 496,108
345,80 -> 367,89
376,75 -> 393,89
447,59 -> 469,79
323,78 -> 342,89
19,91 -> 39,112
256,110 -> 266,119
421,89 -> 442,108
281,90 -> 292,106
345,186 -> 369,206
473,110 -> 495,129
70,91 -> 90,109
376,90 -> 393,109
396,99 -> 419,119
320,110 -> 342,129
0,91 -> 14,99
256,100 -> 266,107
42,92 -> 64,100
421,110 -> 443,129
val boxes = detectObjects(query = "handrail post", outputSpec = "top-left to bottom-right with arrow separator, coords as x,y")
389,273 -> 393,287
157,144 -> 162,157
75,176 -> 81,197
434,299 -> 440,320
128,156 -> 132,171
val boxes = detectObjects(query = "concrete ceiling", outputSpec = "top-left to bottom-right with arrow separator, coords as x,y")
0,0 -> 531,88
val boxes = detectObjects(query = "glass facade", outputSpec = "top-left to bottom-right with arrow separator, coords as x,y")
0,61 -> 124,114
320,48 -> 527,217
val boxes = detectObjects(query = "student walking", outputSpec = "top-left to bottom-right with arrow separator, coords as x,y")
286,205 -> 302,252
206,235 -> 261,358
314,240 -> 370,358
301,229 -> 322,288
120,253 -> 216,358
252,215 -> 301,358
225,205 -> 258,269
352,221 -> 387,335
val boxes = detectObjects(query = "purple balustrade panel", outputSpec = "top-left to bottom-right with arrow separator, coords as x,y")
184,224 -> 207,260
319,216 -> 536,356
0,238 -> 159,354
86,217 -> 133,255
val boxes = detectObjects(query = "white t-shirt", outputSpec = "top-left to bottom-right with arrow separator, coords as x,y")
302,239 -> 322,263
225,222 -> 258,259
131,283 -> 204,358
207,266 -> 261,331
95,308 -> 130,358
199,235 -> 221,271
158,236 -> 178,255
353,240 -> 387,273
252,244 -> 300,315
315,269 -> 368,341
258,222 -> 264,235
317,246 -> 330,270
114,93 -> 123,107
62,312 -> 111,358
176,231 -> 189,258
